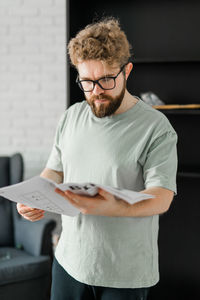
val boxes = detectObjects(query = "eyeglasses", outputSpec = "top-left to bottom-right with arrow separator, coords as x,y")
76,63 -> 127,92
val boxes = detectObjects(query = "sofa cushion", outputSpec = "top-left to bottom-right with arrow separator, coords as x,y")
0,247 -> 51,286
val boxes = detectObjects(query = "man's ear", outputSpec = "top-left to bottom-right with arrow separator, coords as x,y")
125,62 -> 133,80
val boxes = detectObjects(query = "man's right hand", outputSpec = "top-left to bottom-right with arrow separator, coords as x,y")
16,168 -> 63,222
17,203 -> 45,222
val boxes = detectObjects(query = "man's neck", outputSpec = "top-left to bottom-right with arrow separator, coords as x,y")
114,90 -> 139,115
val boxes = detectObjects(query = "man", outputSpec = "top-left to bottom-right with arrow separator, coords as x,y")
17,17 -> 177,300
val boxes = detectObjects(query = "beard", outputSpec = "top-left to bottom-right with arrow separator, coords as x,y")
86,80 -> 126,118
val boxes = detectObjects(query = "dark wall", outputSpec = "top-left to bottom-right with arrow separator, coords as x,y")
68,0 -> 200,106
67,3 -> 200,299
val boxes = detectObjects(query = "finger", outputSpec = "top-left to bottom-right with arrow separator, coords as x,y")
55,188 -> 77,203
19,209 -> 44,220
98,188 -> 111,199
18,208 -> 34,215
66,196 -> 82,209
24,210 -> 44,218
17,203 -> 34,211
64,190 -> 79,201
24,212 -> 45,222
55,188 -> 66,197
56,189 -> 89,211
64,190 -> 95,202
31,212 -> 45,221
20,208 -> 44,215
65,191 -> 89,211
17,203 -> 35,213
56,189 -> 78,202
17,203 -> 26,209
22,210 -> 44,218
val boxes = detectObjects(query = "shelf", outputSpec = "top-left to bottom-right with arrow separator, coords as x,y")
178,171 -> 200,179
153,105 -> 200,115
133,59 -> 200,64
156,109 -> 200,115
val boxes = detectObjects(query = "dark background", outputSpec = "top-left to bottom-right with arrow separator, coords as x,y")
67,0 -> 200,106
67,0 -> 200,176
67,1 -> 200,299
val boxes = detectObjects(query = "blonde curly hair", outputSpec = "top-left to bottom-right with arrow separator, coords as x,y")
68,17 -> 132,68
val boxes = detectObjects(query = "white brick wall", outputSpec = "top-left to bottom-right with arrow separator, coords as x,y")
0,0 -> 67,180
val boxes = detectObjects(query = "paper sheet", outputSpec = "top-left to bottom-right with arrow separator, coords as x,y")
0,176 -> 154,216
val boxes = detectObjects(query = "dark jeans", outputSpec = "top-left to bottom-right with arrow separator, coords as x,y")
51,258 -> 149,300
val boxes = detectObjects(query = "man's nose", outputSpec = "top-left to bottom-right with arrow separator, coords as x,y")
92,83 -> 104,95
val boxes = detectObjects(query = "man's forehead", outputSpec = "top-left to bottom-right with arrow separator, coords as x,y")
77,60 -> 119,79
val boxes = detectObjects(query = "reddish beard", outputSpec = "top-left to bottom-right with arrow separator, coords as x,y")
86,81 -> 126,118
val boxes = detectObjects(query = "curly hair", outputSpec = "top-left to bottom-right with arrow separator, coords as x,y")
68,17 -> 132,68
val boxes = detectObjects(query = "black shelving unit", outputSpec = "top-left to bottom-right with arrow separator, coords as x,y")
68,0 -> 200,105
158,109 -> 200,115
68,1 -> 200,299
68,0 -> 200,167
178,171 -> 200,179
157,109 -> 200,166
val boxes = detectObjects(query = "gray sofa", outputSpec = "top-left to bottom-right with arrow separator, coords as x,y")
0,153 -> 56,300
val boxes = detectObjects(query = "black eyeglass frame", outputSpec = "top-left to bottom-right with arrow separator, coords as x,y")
76,63 -> 128,92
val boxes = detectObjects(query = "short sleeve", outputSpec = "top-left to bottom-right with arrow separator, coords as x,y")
143,131 -> 178,194
46,113 -> 66,172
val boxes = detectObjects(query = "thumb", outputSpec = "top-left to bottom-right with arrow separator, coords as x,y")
17,203 -> 27,209
98,188 -> 111,199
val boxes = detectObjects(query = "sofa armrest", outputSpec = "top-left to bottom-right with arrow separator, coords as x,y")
13,206 -> 56,256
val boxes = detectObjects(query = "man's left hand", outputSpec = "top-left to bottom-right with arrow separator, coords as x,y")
55,188 -> 130,217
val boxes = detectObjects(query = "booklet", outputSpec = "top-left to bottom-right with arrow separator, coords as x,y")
0,176 -> 154,216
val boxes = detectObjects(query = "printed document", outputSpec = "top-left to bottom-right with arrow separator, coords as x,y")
0,176 -> 154,216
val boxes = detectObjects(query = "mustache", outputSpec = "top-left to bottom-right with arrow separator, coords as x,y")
89,95 -> 113,101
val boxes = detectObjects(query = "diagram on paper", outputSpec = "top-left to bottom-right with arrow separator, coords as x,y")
0,176 -> 154,216
22,191 -> 64,214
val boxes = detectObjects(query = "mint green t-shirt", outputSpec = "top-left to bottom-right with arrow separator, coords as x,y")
46,99 -> 177,288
